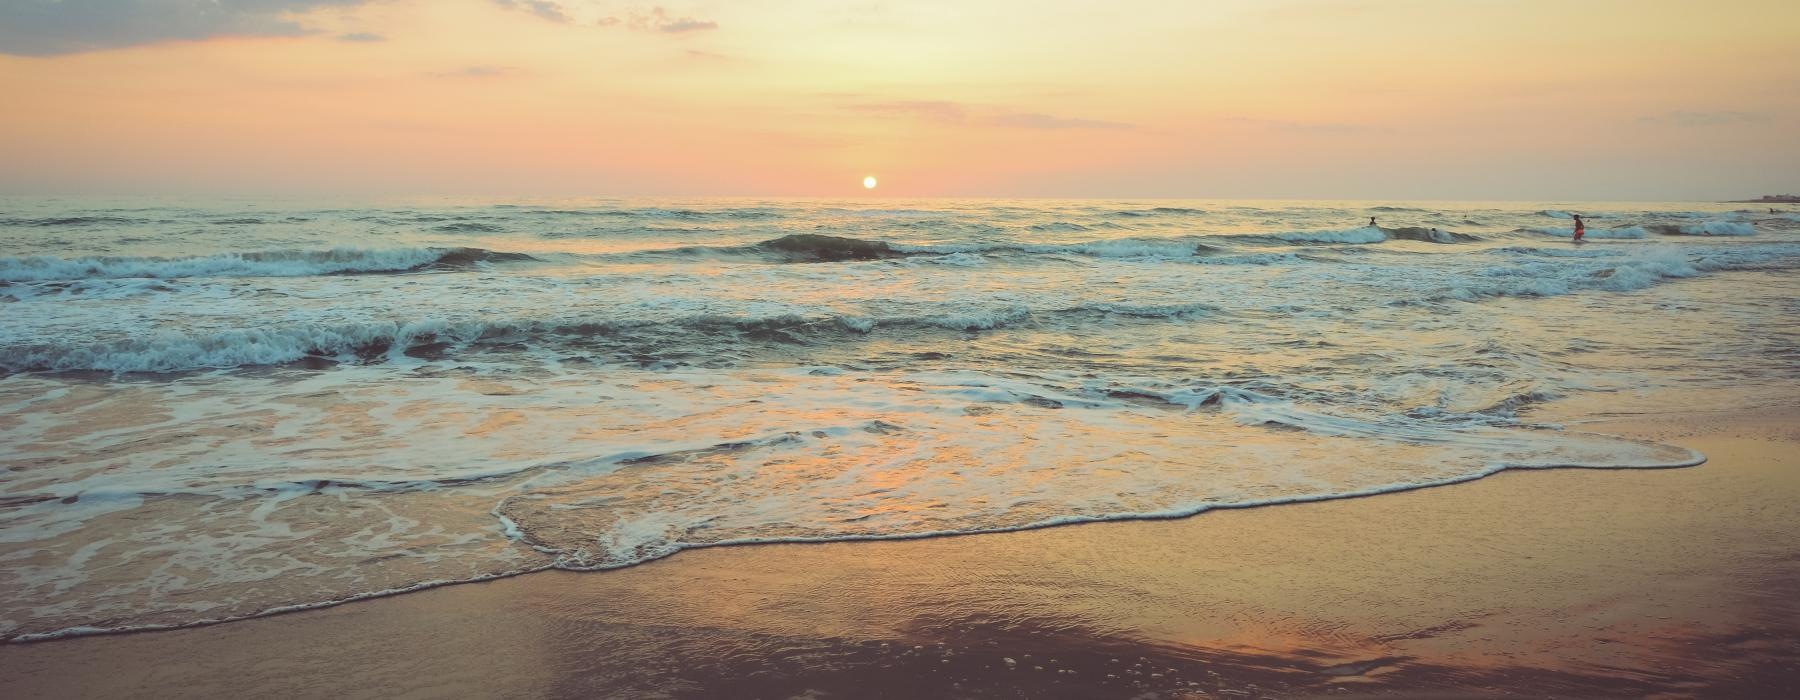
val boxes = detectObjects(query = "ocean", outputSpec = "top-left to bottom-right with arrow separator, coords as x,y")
2,197 -> 1797,641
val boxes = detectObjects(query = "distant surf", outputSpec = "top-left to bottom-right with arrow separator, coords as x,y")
0,247 -> 538,281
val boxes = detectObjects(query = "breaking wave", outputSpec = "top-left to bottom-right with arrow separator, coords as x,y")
433,222 -> 507,233
1526,225 -> 1648,239
0,215 -> 154,227
1388,226 -> 1478,243
1268,226 -> 1389,244
649,234 -> 1220,262
754,234 -> 905,261
0,302 -> 1230,374
1659,221 -> 1756,236
0,248 -> 539,282
1109,207 -> 1206,217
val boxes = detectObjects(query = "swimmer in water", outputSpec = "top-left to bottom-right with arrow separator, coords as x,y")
1369,216 -> 1377,227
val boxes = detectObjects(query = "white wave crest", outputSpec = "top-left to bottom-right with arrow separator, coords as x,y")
893,238 -> 1206,259
0,248 -> 489,282
1534,226 -> 1646,239
1678,221 -> 1755,236
1271,226 -> 1386,244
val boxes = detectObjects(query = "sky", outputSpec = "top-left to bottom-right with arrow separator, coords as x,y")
0,0 -> 1796,200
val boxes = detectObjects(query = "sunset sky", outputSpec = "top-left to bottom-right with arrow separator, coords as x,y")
1,0 -> 1796,199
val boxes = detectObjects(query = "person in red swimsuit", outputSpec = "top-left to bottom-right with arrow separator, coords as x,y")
1572,214 -> 1586,242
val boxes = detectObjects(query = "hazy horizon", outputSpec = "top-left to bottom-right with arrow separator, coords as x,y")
2,0 -> 1797,200
7,190 -> 1792,201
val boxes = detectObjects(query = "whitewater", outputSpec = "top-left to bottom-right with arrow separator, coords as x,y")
2,197 -> 1797,641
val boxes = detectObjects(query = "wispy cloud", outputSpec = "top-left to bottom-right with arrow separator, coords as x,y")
0,0 -> 372,56
988,113 -> 1132,130
1637,111 -> 1768,127
849,100 -> 1132,130
850,101 -> 969,123
1229,117 -> 1394,135
492,0 -> 572,24
600,6 -> 719,34
660,18 -> 718,33
336,32 -> 386,43
430,66 -> 522,78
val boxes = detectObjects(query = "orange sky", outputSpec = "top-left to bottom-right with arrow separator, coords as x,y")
1,0 -> 1796,199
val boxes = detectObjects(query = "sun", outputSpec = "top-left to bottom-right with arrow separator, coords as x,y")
863,175 -> 878,189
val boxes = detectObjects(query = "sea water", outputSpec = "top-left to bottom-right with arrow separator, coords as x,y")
2,198 -> 1797,640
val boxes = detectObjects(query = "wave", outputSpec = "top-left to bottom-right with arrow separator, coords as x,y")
1526,225 -> 1647,239
0,302 -> 1228,374
648,235 -> 1222,263
433,222 -> 507,233
753,234 -> 906,261
497,396 -> 1704,572
635,227 -> 1490,266
0,248 -> 539,282
894,238 -> 1223,260
1387,226 -> 1479,243
1268,226 -> 1388,244
627,208 -> 777,220
1109,207 -> 1206,218
501,207 -> 782,220
0,216 -> 153,227
3,414 -> 1705,644
1027,221 -> 1092,232
1435,247 -> 1698,302
1658,221 -> 1756,236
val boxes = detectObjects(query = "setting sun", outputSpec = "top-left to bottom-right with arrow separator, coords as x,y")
863,176 -> 878,189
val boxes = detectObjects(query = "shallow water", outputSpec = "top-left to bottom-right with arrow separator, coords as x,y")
1,197 -> 1796,640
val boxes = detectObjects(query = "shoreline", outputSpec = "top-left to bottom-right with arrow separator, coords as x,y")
3,407 -> 1795,697
1,434 -> 1708,646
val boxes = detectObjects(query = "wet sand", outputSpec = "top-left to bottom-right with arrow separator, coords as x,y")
2,407 -> 1797,699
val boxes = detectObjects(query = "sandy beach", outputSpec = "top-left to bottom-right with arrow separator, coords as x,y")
3,406 -> 1794,699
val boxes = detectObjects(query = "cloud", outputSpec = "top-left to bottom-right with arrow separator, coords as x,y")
987,113 -> 1132,130
850,101 -> 1131,130
492,0 -> 571,24
336,32 -> 386,42
600,6 -> 719,34
659,18 -> 717,33
430,65 -> 521,78
850,100 -> 969,123
1637,111 -> 1768,127
0,0 -> 372,56
1228,117 -> 1394,135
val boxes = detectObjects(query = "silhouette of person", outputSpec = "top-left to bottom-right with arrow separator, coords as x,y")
1369,216 -> 1377,227
1572,214 -> 1586,242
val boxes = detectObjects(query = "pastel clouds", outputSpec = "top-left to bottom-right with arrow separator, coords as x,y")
851,101 -> 1131,131
0,0 -> 373,56
600,6 -> 718,33
491,0 -> 572,24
